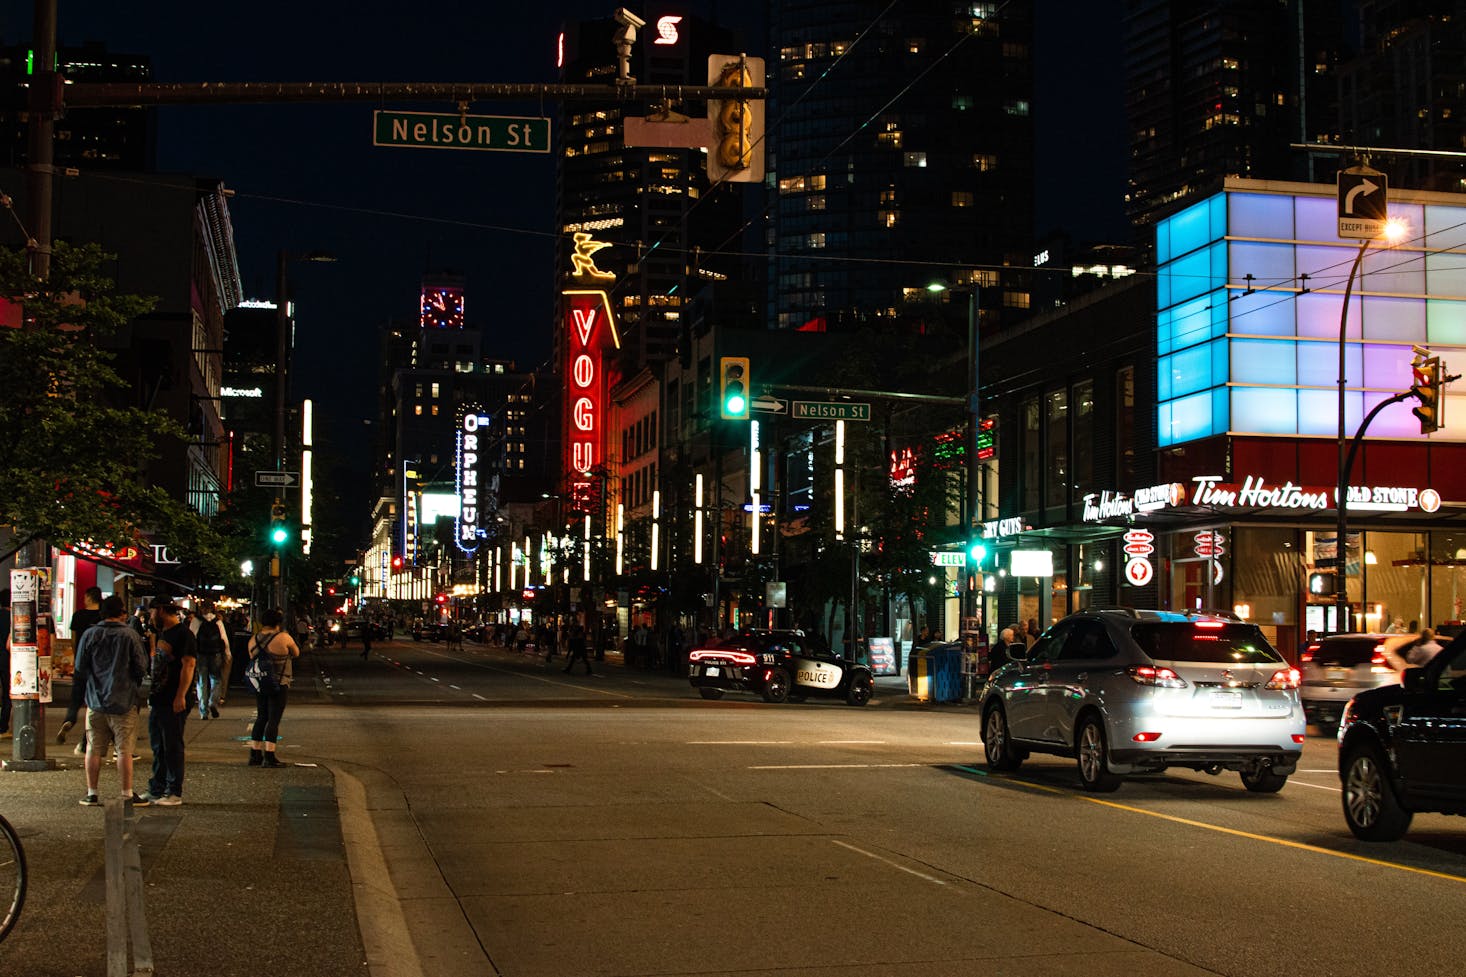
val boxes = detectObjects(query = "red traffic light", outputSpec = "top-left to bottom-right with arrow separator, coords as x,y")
435,594 -> 447,603
327,586 -> 337,595
392,555 -> 403,569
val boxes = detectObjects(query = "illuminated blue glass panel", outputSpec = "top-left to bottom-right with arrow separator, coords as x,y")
1295,244 -> 1357,293
1295,195 -> 1344,243
1295,290 -> 1361,339
1297,339 -> 1357,387
1361,241 -> 1424,294
1159,341 -> 1223,400
1426,253 -> 1466,298
1229,241 -> 1294,289
1157,194 -> 1226,264
1361,295 -> 1425,343
1428,299 -> 1466,344
1212,387 -> 1230,433
1159,242 -> 1227,309
1158,390 -> 1217,446
1297,389 -> 1351,436
1232,339 -> 1297,385
1228,193 -> 1293,239
1362,342 -> 1414,390
1424,204 -> 1466,252
1159,290 -> 1227,354
1228,288 -> 1296,337
1231,388 -> 1298,434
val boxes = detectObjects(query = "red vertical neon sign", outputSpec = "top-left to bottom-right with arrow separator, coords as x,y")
562,290 -> 618,512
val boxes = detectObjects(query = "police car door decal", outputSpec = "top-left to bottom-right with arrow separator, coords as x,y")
794,658 -> 842,689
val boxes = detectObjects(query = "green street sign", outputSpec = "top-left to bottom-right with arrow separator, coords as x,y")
792,400 -> 871,422
372,110 -> 550,154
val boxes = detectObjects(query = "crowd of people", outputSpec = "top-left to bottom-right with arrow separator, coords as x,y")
484,617 -> 702,675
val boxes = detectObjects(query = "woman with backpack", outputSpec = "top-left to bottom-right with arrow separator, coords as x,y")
246,608 -> 300,768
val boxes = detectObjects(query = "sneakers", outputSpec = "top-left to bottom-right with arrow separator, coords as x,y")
73,743 -> 86,756
56,718 -> 75,743
79,793 -> 101,807
125,793 -> 151,807
262,753 -> 282,768
210,706 -> 220,719
152,794 -> 183,807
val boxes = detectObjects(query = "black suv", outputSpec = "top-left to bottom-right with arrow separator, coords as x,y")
689,630 -> 874,706
1338,634 -> 1466,840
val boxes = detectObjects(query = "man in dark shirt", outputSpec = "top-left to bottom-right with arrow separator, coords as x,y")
143,597 -> 196,806
74,595 -> 150,806
59,586 -> 104,748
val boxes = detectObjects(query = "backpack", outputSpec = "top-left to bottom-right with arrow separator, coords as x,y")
246,633 -> 283,693
196,619 -> 226,657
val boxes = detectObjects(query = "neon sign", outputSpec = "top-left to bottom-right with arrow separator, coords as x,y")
563,235 -> 621,512
654,15 -> 682,45
456,406 -> 490,553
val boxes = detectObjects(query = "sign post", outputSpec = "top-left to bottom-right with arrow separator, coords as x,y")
1337,165 -> 1388,239
792,401 -> 871,422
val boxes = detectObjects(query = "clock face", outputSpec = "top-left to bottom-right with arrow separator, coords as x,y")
420,288 -> 464,328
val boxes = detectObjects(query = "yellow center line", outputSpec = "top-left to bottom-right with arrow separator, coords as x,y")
967,768 -> 1466,885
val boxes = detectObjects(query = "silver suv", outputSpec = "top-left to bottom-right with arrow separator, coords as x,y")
1299,633 -> 1404,736
980,609 -> 1305,792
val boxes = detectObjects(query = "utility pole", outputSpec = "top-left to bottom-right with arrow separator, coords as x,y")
25,0 -> 58,279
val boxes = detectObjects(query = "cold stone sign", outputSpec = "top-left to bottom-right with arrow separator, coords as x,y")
456,408 -> 490,554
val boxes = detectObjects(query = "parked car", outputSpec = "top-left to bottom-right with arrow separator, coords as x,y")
411,620 -> 445,642
979,609 -> 1305,792
689,629 -> 874,706
1337,635 -> 1466,840
1299,633 -> 1404,735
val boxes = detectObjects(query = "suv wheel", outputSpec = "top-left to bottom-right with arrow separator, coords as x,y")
846,674 -> 873,707
761,668 -> 791,703
1076,715 -> 1122,792
1342,742 -> 1413,841
983,706 -> 1022,772
698,688 -> 724,701
1240,766 -> 1289,793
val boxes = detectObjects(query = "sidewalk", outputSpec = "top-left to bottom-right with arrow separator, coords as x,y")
0,696 -> 365,977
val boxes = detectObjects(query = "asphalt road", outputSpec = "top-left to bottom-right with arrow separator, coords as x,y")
282,637 -> 1466,977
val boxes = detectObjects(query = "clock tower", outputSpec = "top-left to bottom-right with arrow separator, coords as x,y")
419,276 -> 465,329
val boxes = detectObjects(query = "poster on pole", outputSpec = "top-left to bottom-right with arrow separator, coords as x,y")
867,636 -> 898,675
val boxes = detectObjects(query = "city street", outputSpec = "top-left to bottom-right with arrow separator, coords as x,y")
280,638 -> 1465,976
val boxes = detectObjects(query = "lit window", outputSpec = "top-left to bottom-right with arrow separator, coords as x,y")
877,131 -> 904,148
880,189 -> 897,204
951,191 -> 973,208
903,152 -> 927,168
431,382 -> 440,399
807,232 -> 826,248
414,405 -> 422,416
952,95 -> 974,110
907,39 -> 923,54
431,405 -> 439,416
1004,101 -> 1030,117
972,154 -> 997,171
806,195 -> 826,211
879,210 -> 899,228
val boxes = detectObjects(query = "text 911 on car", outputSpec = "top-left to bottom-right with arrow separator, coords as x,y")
688,630 -> 874,706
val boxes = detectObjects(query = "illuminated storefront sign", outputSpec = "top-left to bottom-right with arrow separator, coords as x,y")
562,235 -> 621,512
654,15 -> 682,45
221,386 -> 264,398
1081,483 -> 1186,522
982,516 -> 1026,539
1081,476 -> 1443,520
456,406 -> 490,553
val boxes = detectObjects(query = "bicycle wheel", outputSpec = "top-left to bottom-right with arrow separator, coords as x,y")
0,814 -> 26,942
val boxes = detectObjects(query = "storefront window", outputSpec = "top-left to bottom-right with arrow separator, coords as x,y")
1072,380 -> 1094,505
1362,531 -> 1428,634
1429,532 -> 1466,629
1233,527 -> 1304,657
1022,398 -> 1040,511
1116,366 -> 1135,485
1045,389 -> 1067,508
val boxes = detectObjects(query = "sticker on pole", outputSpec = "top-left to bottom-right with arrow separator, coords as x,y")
1125,557 -> 1154,588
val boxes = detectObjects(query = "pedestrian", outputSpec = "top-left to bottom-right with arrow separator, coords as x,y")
1025,618 -> 1041,643
631,621 -> 651,669
667,622 -> 685,675
58,586 -> 104,751
1407,628 -> 1444,667
247,608 -> 301,767
189,601 -> 230,719
563,621 -> 593,675
74,595 -> 150,807
360,620 -> 374,660
143,596 -> 196,806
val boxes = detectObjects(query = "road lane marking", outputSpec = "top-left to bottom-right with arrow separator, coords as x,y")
416,646 -> 634,698
431,677 -> 440,682
689,740 -> 792,745
818,740 -> 887,745
831,840 -> 947,885
1286,780 -> 1341,793
1299,768 -> 1337,773
472,693 -> 486,701
750,763 -> 925,770
449,685 -> 460,690
947,741 -> 983,746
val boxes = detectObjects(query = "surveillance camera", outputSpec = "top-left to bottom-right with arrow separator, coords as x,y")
614,7 -> 646,29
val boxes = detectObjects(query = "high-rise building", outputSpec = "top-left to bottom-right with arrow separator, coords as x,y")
0,40 -> 154,170
1123,0 -> 1344,231
767,1 -> 1034,332
555,8 -> 745,372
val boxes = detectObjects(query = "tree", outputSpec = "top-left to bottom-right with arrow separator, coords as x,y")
0,242 -> 234,578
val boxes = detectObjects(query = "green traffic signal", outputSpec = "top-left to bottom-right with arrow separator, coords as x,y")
719,356 -> 750,420
968,541 -> 988,564
270,524 -> 289,546
349,574 -> 360,586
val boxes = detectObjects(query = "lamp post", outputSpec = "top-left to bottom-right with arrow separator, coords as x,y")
1334,218 -> 1407,633
928,281 -> 983,631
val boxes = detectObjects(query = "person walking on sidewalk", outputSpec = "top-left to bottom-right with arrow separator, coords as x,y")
74,595 -> 150,807
190,601 -> 230,719
248,609 -> 300,767
143,597 -> 196,806
58,585 -> 104,751
360,621 -> 373,661
563,621 -> 593,675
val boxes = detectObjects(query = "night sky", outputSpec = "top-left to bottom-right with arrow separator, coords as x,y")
8,0 -> 1125,527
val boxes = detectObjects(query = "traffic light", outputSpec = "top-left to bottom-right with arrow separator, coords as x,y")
707,56 -> 765,183
1411,355 -> 1443,434
269,501 -> 289,547
967,540 -> 988,567
349,573 -> 360,587
327,586 -> 337,596
720,356 -> 750,420
1308,572 -> 1337,596
391,555 -> 403,571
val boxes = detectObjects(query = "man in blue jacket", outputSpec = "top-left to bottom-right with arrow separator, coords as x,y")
74,595 -> 150,806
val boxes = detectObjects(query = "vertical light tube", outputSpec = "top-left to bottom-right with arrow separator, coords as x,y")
751,492 -> 761,554
524,534 -> 531,588
301,398 -> 314,555
615,502 -> 625,575
834,420 -> 845,540
750,420 -> 761,554
494,546 -> 502,594
694,473 -> 704,565
651,489 -> 661,571
510,543 -> 519,590
583,513 -> 591,582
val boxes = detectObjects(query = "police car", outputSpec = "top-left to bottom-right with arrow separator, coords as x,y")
689,630 -> 875,706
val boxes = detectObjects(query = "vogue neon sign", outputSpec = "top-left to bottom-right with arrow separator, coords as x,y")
562,236 -> 621,513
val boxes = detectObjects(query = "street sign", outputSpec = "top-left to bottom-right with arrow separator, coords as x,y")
750,396 -> 787,414
792,400 -> 871,422
373,110 -> 550,154
254,471 -> 301,488
930,552 -> 966,567
1337,165 -> 1387,239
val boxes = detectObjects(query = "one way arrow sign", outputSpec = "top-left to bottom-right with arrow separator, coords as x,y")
1337,165 -> 1388,240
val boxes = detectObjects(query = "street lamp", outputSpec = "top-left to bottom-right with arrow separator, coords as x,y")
1334,215 -> 1409,633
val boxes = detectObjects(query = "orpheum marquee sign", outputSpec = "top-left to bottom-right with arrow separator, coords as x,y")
456,405 -> 492,554
1082,475 -> 1443,523
562,233 -> 622,513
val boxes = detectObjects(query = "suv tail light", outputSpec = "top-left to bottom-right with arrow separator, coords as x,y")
1370,645 -> 1393,674
690,649 -> 757,666
1127,665 -> 1187,688
1265,667 -> 1301,690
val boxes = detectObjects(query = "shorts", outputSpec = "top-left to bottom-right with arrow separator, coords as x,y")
86,707 -> 139,758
